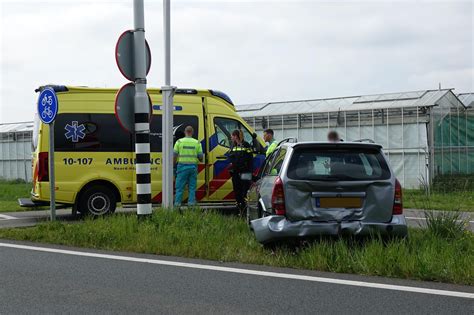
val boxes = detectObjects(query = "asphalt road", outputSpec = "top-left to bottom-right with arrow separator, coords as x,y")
1,208 -> 473,231
0,240 -> 472,314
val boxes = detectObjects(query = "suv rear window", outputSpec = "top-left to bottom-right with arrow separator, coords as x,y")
287,147 -> 391,181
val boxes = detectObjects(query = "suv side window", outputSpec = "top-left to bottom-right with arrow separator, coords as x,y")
271,148 -> 287,175
262,151 -> 277,176
262,148 -> 286,176
214,117 -> 253,148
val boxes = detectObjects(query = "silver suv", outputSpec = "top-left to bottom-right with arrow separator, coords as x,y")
247,141 -> 408,244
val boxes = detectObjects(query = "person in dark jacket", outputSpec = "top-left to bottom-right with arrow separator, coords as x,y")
228,129 -> 253,216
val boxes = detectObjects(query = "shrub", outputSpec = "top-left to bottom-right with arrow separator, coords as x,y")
424,209 -> 468,239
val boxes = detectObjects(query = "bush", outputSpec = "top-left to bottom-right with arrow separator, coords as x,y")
424,210 -> 468,239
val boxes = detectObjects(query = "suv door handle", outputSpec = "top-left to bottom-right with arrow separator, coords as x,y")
216,155 -> 227,160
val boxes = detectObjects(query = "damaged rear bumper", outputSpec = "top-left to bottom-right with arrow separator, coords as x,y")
250,215 -> 408,244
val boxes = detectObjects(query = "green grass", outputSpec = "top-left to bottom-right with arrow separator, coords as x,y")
0,179 -> 45,212
404,189 -> 474,212
0,210 -> 472,285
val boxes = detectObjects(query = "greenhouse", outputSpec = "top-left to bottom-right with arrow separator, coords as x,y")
0,121 -> 35,181
0,89 -> 472,188
237,89 -> 473,188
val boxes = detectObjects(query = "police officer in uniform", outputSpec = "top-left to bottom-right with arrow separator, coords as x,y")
229,129 -> 253,216
173,126 -> 203,207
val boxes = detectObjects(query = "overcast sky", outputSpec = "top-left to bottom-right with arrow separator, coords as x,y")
0,0 -> 472,123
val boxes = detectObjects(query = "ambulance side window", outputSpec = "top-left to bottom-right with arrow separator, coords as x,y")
54,113 -> 199,153
54,113 -> 132,152
150,115 -> 199,152
214,117 -> 252,148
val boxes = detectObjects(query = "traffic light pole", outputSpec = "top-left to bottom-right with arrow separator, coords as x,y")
133,0 -> 152,217
161,0 -> 176,209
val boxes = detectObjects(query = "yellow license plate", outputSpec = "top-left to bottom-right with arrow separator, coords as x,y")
317,197 -> 362,208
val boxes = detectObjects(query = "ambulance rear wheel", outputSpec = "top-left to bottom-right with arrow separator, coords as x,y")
79,185 -> 117,216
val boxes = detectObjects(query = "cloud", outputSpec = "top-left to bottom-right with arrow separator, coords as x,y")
0,0 -> 472,123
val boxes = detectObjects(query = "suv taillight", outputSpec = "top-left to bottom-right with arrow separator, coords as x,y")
392,179 -> 403,215
271,176 -> 286,215
38,152 -> 49,182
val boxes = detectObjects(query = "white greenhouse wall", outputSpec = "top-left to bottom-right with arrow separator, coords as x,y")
0,135 -> 33,182
264,125 -> 428,188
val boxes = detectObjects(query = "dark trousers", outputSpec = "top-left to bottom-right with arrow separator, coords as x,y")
231,172 -> 251,211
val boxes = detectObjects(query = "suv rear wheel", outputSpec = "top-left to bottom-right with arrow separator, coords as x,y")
78,185 -> 117,216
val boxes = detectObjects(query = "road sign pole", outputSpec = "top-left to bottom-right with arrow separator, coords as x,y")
37,87 -> 58,221
161,0 -> 175,209
161,85 -> 175,209
133,0 -> 152,217
49,121 -> 56,221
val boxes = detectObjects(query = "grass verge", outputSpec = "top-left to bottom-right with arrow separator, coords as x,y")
0,210 -> 472,285
0,179 -> 46,212
403,189 -> 473,212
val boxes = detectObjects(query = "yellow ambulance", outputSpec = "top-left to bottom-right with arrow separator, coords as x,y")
30,85 -> 265,215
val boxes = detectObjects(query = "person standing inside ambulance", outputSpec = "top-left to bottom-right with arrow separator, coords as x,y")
229,129 -> 253,216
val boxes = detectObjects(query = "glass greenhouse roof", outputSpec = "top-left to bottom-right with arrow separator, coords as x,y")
458,93 -> 474,108
0,121 -> 34,133
236,89 -> 466,117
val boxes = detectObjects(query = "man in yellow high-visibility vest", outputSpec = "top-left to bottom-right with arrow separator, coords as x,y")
173,126 -> 203,207
263,128 -> 278,157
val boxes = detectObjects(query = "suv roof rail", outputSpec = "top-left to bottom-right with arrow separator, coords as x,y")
277,137 -> 298,146
353,138 -> 375,143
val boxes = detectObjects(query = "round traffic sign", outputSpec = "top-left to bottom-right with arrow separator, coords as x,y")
37,87 -> 58,124
115,30 -> 152,81
114,83 -> 153,133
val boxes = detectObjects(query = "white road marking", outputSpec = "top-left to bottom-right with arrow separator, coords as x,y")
0,214 -> 18,220
0,242 -> 472,299
405,216 -> 474,224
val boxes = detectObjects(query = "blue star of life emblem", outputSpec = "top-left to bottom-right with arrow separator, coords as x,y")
65,121 -> 86,142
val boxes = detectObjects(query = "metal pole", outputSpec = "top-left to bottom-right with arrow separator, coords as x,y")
49,122 -> 56,221
161,0 -> 176,208
164,0 -> 171,86
401,108 -> 405,187
133,0 -> 152,217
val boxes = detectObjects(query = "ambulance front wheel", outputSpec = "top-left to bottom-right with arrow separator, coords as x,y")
78,185 -> 117,216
